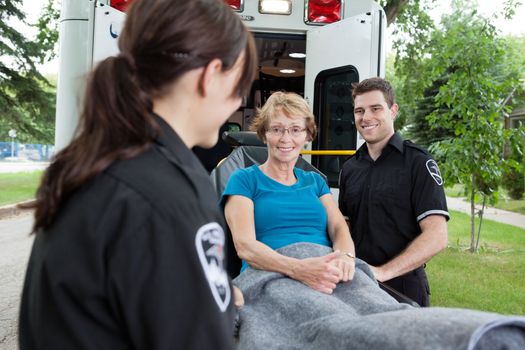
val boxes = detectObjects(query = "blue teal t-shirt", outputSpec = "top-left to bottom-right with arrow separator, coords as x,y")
221,165 -> 332,271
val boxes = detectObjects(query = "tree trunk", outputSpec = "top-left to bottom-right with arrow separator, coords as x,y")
469,175 -> 476,252
383,0 -> 410,26
475,195 -> 486,251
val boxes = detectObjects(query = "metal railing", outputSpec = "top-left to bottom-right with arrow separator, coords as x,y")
300,150 -> 356,156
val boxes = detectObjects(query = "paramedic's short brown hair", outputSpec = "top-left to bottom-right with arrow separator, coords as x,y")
352,77 -> 395,107
250,91 -> 317,142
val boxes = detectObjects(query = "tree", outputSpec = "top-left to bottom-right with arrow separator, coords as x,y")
503,135 -> 525,200
0,0 -> 59,144
502,36 -> 525,200
385,52 -> 409,131
380,0 -> 435,26
424,0 -> 524,252
406,73 -> 456,148
388,0 -> 525,252
380,0 -> 438,132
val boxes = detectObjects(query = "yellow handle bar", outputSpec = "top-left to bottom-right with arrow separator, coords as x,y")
300,150 -> 356,156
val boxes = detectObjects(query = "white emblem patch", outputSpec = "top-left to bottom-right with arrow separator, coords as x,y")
425,159 -> 443,186
195,222 -> 231,312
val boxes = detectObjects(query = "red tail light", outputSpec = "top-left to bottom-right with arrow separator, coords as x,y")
224,0 -> 244,11
110,0 -> 133,12
306,0 -> 342,24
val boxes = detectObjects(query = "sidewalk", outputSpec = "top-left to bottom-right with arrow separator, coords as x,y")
446,196 -> 525,230
0,160 -> 49,173
0,200 -> 34,220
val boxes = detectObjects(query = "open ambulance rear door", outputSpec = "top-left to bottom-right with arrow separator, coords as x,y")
304,9 -> 385,187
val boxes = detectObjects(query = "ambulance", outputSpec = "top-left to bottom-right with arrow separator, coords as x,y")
55,0 -> 386,186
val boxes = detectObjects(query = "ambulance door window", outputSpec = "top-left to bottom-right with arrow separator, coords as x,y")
312,65 -> 359,187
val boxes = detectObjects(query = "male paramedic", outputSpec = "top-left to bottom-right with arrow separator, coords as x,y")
338,77 -> 449,306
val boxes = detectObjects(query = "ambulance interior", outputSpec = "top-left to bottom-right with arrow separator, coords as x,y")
194,33 -> 310,173
231,33 -> 307,130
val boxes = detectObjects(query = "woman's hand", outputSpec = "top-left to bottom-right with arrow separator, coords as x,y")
319,194 -> 357,284
290,252 -> 342,294
332,251 -> 355,283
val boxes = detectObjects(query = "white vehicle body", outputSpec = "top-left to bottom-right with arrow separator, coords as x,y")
55,0 -> 385,186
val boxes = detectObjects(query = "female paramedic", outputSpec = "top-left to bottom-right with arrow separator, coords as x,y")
19,0 -> 256,349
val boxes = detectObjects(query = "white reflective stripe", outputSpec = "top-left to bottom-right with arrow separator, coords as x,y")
417,210 -> 449,222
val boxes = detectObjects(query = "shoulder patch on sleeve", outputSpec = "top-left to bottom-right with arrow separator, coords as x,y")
195,222 -> 231,312
425,159 -> 443,186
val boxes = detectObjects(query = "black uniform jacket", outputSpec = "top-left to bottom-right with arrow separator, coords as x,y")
19,116 -> 235,349
339,133 -> 449,266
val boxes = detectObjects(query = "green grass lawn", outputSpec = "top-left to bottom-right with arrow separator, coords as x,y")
427,209 -> 525,315
445,184 -> 525,215
0,171 -> 43,206
495,199 -> 525,215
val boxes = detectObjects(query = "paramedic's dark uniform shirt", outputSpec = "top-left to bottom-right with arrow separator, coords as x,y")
19,117 -> 235,349
339,133 -> 449,268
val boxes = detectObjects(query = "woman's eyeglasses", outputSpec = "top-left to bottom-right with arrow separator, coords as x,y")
266,126 -> 307,137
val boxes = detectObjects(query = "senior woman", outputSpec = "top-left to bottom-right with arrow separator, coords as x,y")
222,91 -> 355,294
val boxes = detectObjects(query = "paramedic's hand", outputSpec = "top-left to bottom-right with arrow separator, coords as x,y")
291,252 -> 342,294
369,265 -> 387,282
333,253 -> 355,283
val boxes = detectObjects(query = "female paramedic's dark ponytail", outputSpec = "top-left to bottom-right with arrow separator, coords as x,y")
29,52 -> 156,232
29,0 -> 257,232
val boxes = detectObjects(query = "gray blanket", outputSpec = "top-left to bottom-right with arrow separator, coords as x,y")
233,243 -> 525,350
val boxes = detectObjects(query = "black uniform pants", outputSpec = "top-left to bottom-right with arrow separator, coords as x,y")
383,266 -> 430,307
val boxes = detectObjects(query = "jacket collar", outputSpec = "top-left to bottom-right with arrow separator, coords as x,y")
388,132 -> 404,153
356,132 -> 404,160
153,113 -> 204,171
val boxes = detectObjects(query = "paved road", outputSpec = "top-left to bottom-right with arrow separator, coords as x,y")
0,213 -> 34,350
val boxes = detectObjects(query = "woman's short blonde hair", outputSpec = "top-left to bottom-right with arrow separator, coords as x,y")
250,91 -> 317,142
